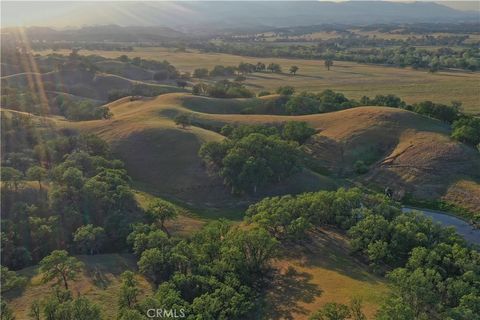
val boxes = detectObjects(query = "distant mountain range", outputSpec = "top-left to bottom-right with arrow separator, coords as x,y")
2,1 -> 478,31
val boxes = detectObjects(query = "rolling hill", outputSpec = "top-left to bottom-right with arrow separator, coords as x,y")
1,69 -> 184,101
53,93 -> 480,214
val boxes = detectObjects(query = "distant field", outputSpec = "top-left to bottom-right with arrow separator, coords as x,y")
35,48 -> 480,114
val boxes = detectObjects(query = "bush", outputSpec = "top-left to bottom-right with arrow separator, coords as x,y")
282,121 -> 316,144
354,160 -> 368,174
451,116 -> 480,146
276,86 -> 295,96
257,91 -> 271,97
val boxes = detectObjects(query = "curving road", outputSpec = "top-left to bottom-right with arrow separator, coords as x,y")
403,207 -> 480,246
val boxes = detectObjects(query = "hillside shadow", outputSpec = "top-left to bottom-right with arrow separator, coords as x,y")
263,267 -> 322,320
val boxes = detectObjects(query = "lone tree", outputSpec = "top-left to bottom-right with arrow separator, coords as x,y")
27,166 -> 47,192
146,200 -> 178,236
39,250 -> 83,290
118,271 -> 140,310
73,224 -> 106,255
324,58 -> 334,71
289,65 -> 299,75
174,113 -> 192,129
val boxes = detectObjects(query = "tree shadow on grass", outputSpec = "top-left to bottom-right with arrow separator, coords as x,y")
262,266 -> 322,320
87,265 -> 112,289
281,229 -> 384,284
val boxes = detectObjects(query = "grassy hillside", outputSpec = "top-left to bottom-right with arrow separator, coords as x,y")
55,94 -> 339,215
51,92 -> 480,214
263,228 -> 388,320
1,69 -> 185,101
35,47 -> 480,115
4,254 -> 153,320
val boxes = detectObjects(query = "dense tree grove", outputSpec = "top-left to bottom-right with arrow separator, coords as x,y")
1,114 -> 141,270
199,123 -> 315,193
120,220 -> 278,319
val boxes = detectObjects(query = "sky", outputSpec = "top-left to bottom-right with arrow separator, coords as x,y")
1,1 -> 478,28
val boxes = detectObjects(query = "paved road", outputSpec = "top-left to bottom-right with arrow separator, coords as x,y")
403,207 -> 479,246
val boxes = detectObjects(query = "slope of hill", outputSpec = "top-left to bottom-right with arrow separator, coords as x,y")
4,254 -> 153,320
1,70 -> 184,101
55,93 -> 480,213
56,94 -> 337,213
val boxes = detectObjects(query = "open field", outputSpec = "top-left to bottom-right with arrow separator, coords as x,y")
35,48 -> 480,115
264,228 -> 389,319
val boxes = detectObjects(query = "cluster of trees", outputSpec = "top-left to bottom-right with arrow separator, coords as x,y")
192,80 -> 254,98
117,55 -> 179,80
1,114 -> 141,270
0,250 -> 101,320
451,116 -> 480,148
1,86 -> 111,121
192,61 -> 285,79
1,87 -> 43,115
246,188 -> 479,319
284,89 -> 357,115
118,219 -> 278,320
199,123 -> 315,194
55,96 -> 112,121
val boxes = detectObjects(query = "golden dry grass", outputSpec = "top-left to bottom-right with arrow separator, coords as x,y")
35,47 -> 480,115
51,92 -> 480,213
5,254 -> 153,320
53,94 -> 339,215
264,228 -> 389,320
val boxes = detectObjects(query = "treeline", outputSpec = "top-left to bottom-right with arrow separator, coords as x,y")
1,113 -> 141,271
200,122 -> 315,194
246,188 -> 480,319
193,61 -> 282,79
192,41 -> 480,71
